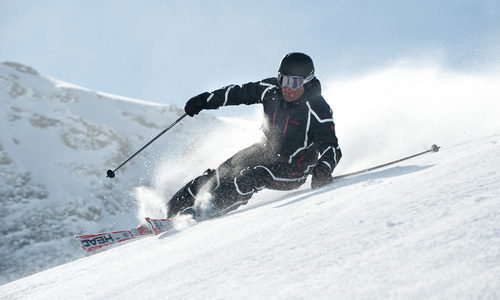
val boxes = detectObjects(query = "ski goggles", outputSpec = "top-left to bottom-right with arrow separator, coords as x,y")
277,73 -> 314,90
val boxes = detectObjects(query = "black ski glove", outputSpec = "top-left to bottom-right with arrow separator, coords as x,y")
311,162 -> 333,189
185,92 -> 210,117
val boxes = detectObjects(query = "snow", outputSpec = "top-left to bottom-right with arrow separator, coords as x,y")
1,60 -> 500,298
1,135 -> 499,299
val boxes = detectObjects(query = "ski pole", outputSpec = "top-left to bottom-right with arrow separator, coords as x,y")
107,113 -> 188,178
332,144 -> 440,180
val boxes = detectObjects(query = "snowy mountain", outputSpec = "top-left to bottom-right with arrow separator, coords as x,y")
0,62 -> 248,284
1,60 -> 499,298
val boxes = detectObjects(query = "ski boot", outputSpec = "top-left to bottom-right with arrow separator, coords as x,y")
181,206 -> 200,219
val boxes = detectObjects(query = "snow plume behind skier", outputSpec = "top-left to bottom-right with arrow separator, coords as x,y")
166,52 -> 342,220
134,114 -> 262,224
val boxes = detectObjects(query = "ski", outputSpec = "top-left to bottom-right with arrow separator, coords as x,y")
75,217 -> 173,252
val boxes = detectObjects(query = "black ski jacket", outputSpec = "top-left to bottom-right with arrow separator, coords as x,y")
205,77 -> 342,175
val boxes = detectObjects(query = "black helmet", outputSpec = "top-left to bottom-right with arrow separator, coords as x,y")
278,52 -> 315,77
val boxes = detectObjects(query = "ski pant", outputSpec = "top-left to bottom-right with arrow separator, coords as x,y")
167,143 -> 308,218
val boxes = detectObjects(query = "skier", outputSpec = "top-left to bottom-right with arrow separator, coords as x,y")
167,52 -> 342,219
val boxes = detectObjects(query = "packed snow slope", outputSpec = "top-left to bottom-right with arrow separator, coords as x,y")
1,134 -> 499,299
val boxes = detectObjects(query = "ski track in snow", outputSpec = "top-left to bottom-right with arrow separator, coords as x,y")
1,135 -> 499,299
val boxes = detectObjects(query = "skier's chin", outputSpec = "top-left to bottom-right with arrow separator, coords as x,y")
283,93 -> 296,102
282,86 -> 304,102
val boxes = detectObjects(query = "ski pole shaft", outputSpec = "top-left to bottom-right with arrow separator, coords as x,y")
333,144 -> 440,180
107,113 -> 188,178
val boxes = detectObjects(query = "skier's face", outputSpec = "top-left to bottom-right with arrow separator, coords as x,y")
282,85 -> 304,102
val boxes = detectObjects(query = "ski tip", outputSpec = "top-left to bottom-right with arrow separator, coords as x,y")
431,144 -> 440,152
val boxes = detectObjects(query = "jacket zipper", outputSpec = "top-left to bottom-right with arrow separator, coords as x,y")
283,116 -> 290,136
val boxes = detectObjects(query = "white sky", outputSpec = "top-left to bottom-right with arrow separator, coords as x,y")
1,0 -> 499,107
